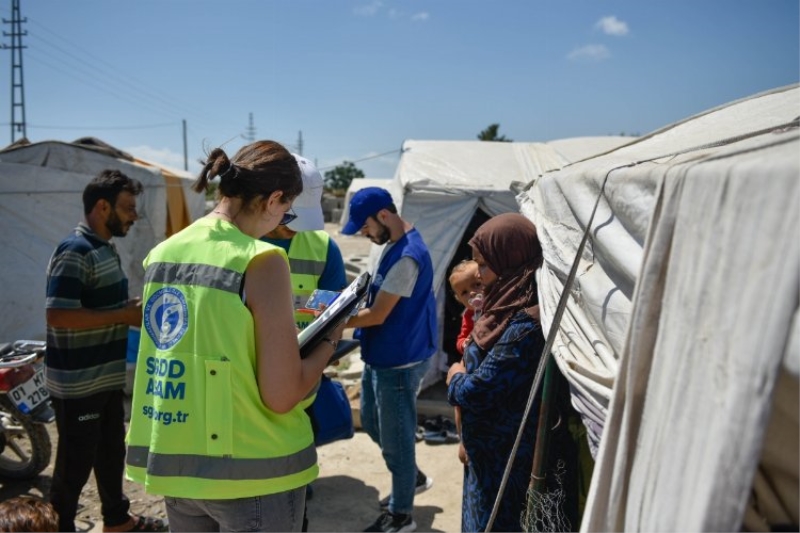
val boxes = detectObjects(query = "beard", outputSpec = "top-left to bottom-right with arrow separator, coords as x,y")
370,221 -> 391,245
106,209 -> 131,237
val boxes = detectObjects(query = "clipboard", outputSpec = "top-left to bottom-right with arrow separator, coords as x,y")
298,271 -> 371,359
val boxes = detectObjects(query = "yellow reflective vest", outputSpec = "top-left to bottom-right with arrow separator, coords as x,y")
286,230 -> 330,330
125,218 -> 318,499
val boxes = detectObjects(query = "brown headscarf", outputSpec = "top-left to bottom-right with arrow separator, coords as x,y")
469,213 -> 542,351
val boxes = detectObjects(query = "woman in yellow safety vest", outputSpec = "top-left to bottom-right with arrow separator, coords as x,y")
126,140 -> 344,532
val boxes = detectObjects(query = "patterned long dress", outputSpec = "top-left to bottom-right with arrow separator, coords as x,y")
447,311 -> 545,532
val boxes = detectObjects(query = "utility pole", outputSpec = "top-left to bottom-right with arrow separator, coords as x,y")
297,130 -> 303,156
2,0 -> 27,143
243,112 -> 256,143
182,119 -> 188,171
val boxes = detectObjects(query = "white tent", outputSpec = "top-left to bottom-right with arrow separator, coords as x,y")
518,84 -> 799,530
0,139 -> 205,341
351,137 -> 634,383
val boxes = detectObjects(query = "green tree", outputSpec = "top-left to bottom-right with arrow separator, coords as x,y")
323,161 -> 365,194
477,123 -> 512,142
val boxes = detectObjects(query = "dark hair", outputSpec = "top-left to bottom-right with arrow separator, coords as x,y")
82,169 -> 144,215
193,140 -> 302,209
0,496 -> 59,532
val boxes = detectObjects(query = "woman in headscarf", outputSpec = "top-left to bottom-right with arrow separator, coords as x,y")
446,213 -> 545,532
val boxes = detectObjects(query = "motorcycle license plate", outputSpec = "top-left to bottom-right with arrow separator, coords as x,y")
8,368 -> 50,414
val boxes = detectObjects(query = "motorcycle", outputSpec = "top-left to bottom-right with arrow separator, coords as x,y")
0,340 -> 54,479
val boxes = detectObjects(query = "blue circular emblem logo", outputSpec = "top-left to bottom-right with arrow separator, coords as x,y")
144,287 -> 189,350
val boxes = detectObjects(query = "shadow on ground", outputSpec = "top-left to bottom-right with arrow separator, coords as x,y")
307,474 -> 448,533
0,473 -> 50,502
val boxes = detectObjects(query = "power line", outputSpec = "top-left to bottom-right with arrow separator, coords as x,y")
0,121 -> 178,130
24,48 -> 192,125
9,16 -> 401,174
317,148 -> 402,171
25,18 -> 223,129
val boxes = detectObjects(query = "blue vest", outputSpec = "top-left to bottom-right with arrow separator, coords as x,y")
356,229 -> 437,368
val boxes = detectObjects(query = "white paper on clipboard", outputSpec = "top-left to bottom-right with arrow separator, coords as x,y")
297,272 -> 371,358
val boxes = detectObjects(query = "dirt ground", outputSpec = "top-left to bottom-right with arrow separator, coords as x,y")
0,392 -> 464,533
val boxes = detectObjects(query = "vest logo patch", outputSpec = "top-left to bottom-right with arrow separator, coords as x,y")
144,287 -> 189,350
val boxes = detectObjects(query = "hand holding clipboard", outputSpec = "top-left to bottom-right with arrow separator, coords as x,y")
297,272 -> 371,361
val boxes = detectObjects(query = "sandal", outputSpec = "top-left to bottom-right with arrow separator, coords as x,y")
423,416 -> 460,445
424,428 -> 460,445
103,515 -> 168,532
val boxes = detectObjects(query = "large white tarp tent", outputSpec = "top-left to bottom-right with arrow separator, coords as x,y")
518,84 -> 799,531
354,137 -> 634,383
0,139 -> 205,341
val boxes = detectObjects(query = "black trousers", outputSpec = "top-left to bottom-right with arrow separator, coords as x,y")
49,389 -> 130,532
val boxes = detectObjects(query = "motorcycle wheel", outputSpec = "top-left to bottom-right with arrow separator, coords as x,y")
0,395 -> 52,479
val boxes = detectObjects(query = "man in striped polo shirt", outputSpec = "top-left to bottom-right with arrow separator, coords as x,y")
45,169 -> 165,533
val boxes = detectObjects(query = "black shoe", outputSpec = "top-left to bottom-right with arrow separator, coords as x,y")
364,511 -> 416,532
379,469 -> 433,510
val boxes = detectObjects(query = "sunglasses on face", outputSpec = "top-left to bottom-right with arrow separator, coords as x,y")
279,208 -> 298,226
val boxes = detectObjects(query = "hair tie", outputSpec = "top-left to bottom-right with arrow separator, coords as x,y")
220,162 -> 239,180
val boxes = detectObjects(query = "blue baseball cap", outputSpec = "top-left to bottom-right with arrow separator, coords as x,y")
341,187 -> 394,235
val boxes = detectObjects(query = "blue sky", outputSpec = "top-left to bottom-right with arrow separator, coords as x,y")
1,1 -> 797,178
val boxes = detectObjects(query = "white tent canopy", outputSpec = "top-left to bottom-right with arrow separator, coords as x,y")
351,137 -> 634,383
0,139 -> 205,341
518,84 -> 799,530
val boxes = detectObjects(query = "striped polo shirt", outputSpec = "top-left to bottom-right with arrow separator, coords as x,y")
45,223 -> 129,399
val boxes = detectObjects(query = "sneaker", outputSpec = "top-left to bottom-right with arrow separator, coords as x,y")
379,469 -> 433,510
363,511 -> 416,532
415,469 -> 434,494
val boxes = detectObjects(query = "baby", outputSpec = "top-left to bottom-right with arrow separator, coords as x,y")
447,259 -> 483,465
448,259 -> 484,355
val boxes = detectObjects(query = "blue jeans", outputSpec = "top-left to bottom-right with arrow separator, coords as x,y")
164,488 -> 305,532
360,358 -> 431,515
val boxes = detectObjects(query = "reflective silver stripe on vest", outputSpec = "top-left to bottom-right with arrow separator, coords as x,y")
289,258 -> 326,277
144,262 -> 243,294
126,443 -> 316,480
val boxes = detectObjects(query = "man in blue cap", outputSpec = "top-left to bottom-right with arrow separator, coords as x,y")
342,187 -> 437,533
